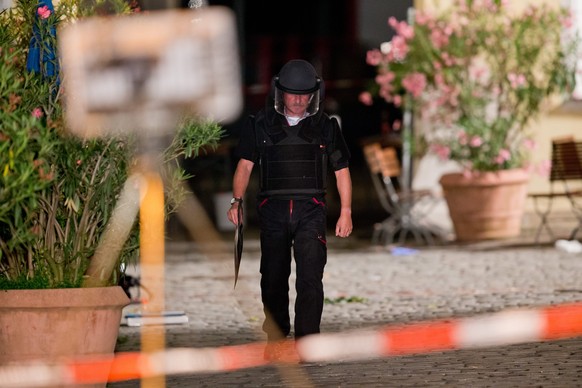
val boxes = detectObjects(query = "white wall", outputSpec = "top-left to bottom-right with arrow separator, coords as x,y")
0,0 -> 12,10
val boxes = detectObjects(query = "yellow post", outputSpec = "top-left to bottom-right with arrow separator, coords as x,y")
139,171 -> 165,388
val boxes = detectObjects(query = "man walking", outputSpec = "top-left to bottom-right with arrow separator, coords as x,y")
227,59 -> 352,360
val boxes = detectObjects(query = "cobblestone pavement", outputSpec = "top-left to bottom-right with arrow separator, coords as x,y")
108,233 -> 582,387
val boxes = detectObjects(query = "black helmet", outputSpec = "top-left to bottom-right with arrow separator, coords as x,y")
275,59 -> 320,94
273,60 -> 321,118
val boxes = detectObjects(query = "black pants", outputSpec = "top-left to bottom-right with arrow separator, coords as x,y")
257,197 -> 327,340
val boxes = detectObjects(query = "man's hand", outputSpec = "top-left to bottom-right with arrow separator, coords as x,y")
334,167 -> 352,238
227,202 -> 243,226
227,159 -> 254,225
335,208 -> 352,238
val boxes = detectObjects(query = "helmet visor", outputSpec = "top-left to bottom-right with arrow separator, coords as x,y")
274,88 -> 320,118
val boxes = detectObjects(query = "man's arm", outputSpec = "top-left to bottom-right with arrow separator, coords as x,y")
227,158 -> 254,226
334,167 -> 353,238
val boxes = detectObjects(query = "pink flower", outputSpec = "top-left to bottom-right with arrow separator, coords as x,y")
476,0 -> 508,13
561,12 -> 573,29
469,136 -> 483,147
375,71 -> 395,86
401,73 -> 427,98
393,95 -> 402,107
523,138 -> 537,150
430,26 -> 450,49
390,36 -> 409,61
362,0 -> 573,174
378,88 -> 393,102
37,5 -> 51,19
434,73 -> 445,87
388,17 -> 414,40
469,62 -> 490,82
537,160 -> 552,178
508,73 -> 526,88
31,107 -> 43,118
366,49 -> 383,66
447,88 -> 460,107
431,144 -> 451,160
358,92 -> 373,106
494,148 -> 511,164
441,52 -> 455,67
392,119 -> 401,131
458,131 -> 468,145
499,149 -> 511,160
415,11 -> 433,26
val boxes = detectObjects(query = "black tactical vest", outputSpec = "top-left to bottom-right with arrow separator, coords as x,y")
255,114 -> 328,197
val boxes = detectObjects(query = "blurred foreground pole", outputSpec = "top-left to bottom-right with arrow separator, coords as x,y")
60,7 -> 242,388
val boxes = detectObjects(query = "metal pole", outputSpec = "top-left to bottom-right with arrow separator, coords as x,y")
401,106 -> 413,194
400,6 -> 416,194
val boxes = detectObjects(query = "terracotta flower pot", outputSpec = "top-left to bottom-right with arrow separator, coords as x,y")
439,169 -> 529,241
0,286 -> 130,388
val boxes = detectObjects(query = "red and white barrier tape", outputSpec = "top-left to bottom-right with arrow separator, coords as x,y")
299,303 -> 582,362
1,302 -> 582,387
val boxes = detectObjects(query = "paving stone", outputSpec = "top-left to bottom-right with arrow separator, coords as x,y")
108,235 -> 582,387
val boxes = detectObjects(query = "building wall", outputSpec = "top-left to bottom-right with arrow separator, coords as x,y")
358,0 -> 412,49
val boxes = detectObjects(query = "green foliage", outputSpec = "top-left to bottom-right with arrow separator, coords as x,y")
0,0 -> 223,289
164,118 -> 224,214
0,44 -> 56,276
324,296 -> 367,305
0,273 -> 79,289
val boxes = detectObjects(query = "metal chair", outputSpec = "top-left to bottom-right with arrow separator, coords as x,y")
529,137 -> 582,242
362,142 -> 446,246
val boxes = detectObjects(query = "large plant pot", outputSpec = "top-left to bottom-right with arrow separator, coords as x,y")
439,169 -> 529,241
0,286 -> 130,387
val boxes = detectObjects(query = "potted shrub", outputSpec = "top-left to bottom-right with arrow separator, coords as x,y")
361,0 -> 579,241
0,0 -> 223,374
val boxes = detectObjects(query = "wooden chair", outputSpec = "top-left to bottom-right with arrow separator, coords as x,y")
529,137 -> 582,242
362,142 -> 445,246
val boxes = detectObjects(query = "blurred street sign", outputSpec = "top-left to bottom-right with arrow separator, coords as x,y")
59,7 -> 242,138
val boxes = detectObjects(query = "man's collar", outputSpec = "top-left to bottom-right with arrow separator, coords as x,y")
284,109 -> 308,126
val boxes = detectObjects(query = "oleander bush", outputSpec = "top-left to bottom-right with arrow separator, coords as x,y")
0,0 -> 223,288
